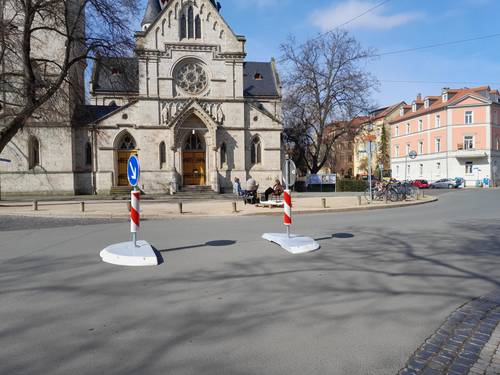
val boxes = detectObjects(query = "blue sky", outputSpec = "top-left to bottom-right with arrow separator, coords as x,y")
136,0 -> 500,108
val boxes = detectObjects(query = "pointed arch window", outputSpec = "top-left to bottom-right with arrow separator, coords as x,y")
28,136 -> 40,169
85,142 -> 92,167
220,142 -> 227,167
118,133 -> 136,150
184,133 -> 204,151
195,15 -> 201,39
159,141 -> 166,167
251,136 -> 262,165
187,6 -> 194,39
180,13 -> 187,39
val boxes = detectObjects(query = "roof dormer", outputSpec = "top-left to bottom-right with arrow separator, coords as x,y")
442,89 -> 449,103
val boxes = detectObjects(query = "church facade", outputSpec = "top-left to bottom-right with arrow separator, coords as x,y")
0,0 -> 283,195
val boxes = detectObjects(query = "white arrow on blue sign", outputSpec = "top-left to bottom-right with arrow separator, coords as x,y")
127,155 -> 140,187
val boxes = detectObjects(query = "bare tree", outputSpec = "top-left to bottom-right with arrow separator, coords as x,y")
281,30 -> 378,174
0,0 -> 140,152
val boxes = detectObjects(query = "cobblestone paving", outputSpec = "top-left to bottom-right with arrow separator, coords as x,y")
399,290 -> 500,375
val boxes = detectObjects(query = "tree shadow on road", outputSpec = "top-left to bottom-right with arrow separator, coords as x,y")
1,220 -> 500,374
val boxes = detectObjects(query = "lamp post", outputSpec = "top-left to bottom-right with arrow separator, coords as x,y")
364,124 -> 375,202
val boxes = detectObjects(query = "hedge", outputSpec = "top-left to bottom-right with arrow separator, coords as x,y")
337,179 -> 367,192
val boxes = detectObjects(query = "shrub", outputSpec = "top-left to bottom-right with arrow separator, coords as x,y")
337,179 -> 366,192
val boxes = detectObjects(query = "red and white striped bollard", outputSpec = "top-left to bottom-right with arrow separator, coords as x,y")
284,189 -> 292,237
131,189 -> 140,247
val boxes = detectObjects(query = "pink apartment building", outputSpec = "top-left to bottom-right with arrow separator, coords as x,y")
390,86 -> 500,186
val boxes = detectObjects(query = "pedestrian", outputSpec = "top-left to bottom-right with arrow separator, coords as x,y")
264,179 -> 284,201
233,177 -> 243,196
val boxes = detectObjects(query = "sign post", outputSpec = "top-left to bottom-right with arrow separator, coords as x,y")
100,155 -> 159,267
364,135 -> 376,202
127,155 -> 140,247
405,150 -> 417,181
283,157 -> 296,238
262,156 -> 320,255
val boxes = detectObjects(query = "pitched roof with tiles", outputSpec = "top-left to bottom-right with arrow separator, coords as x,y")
390,86 -> 495,124
243,61 -> 281,98
91,57 -> 139,94
91,57 -> 281,99
370,101 -> 406,120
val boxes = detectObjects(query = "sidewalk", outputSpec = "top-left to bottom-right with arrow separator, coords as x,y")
399,290 -> 500,375
0,195 -> 436,219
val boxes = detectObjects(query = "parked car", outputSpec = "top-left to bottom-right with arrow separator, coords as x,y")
429,178 -> 460,189
411,179 -> 430,189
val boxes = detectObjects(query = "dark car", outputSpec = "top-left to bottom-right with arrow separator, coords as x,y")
429,178 -> 460,189
411,179 -> 430,189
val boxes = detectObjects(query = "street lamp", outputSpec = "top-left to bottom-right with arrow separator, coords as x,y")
364,123 -> 375,202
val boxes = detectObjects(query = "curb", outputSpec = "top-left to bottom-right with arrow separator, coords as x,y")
0,197 -> 438,220
244,197 -> 438,217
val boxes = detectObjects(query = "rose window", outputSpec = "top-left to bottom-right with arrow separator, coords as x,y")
175,62 -> 208,95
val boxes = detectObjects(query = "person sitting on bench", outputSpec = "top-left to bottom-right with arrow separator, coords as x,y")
264,179 -> 284,202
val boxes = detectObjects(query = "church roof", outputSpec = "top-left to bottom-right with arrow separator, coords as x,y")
73,105 -> 123,126
91,58 -> 280,98
243,62 -> 281,98
91,57 -> 139,94
141,0 -> 162,28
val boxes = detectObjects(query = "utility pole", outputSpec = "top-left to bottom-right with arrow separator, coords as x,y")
364,124 -> 376,202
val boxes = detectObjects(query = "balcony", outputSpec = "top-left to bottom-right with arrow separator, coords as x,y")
453,147 -> 488,159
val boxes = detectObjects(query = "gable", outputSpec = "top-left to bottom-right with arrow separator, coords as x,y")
451,94 -> 491,107
140,0 -> 245,54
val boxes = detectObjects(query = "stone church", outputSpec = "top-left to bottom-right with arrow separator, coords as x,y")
0,0 -> 283,195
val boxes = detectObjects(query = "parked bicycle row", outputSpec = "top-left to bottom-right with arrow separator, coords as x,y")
364,181 -> 419,203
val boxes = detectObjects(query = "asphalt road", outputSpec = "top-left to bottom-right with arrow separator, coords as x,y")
0,189 -> 499,375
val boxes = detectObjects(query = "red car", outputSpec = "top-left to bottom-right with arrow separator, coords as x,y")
411,179 -> 430,189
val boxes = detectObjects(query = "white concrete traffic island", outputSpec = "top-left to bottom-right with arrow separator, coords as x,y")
262,233 -> 320,255
100,240 -> 159,267
262,159 -> 320,255
99,156 -> 160,267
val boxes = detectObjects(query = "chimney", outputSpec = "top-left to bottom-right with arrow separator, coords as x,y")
416,93 -> 422,101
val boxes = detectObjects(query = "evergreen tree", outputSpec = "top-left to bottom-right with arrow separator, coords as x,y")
378,124 -> 390,170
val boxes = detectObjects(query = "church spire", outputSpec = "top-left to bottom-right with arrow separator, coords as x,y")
141,0 -> 162,31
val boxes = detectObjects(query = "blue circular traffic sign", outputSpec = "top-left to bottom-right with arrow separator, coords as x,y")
127,155 -> 140,187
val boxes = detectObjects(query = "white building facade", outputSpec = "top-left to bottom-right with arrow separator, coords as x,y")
0,0 -> 283,196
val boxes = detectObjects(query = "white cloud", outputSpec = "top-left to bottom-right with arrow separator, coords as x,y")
310,0 -> 422,31
228,0 -> 288,9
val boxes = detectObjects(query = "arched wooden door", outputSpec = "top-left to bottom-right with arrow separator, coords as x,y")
116,133 -> 137,186
182,133 -> 206,186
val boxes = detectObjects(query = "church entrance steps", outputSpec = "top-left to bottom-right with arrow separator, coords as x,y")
110,186 -> 133,196
180,185 -> 213,193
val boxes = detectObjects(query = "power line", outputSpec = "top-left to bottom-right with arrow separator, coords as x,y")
375,32 -> 500,57
334,0 -> 392,30
380,79 -> 500,86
